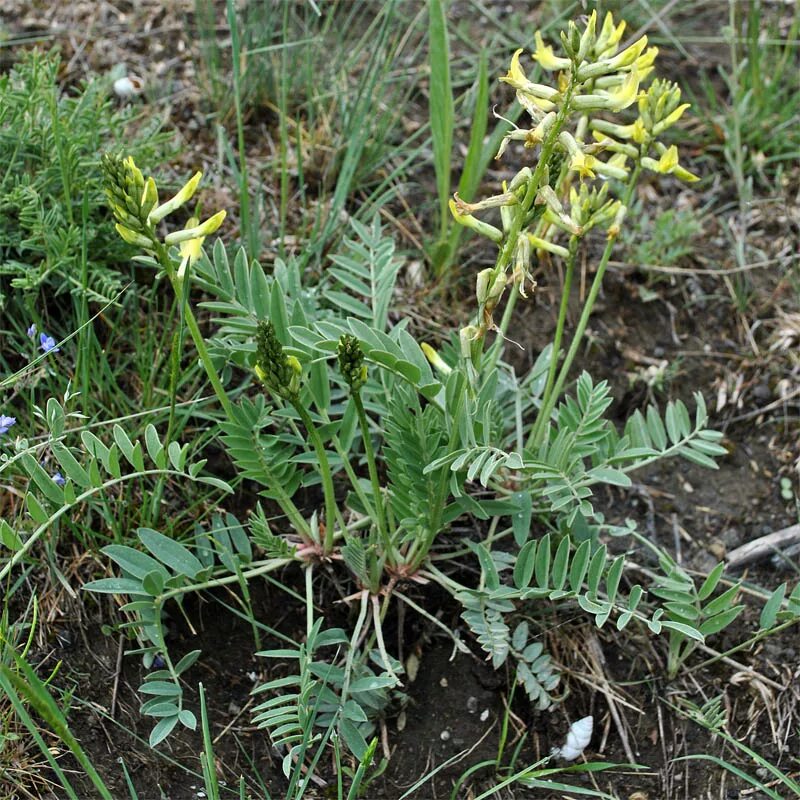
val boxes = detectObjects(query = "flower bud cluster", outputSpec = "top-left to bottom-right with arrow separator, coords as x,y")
337,335 -> 368,393
102,153 -> 226,263
255,321 -> 302,401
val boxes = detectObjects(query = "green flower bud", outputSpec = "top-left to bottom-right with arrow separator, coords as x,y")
476,268 -> 493,305
115,223 -> 155,249
577,10 -> 597,61
337,334 -> 367,392
255,321 -> 302,400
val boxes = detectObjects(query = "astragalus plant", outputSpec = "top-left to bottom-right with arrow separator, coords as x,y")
18,9 -> 755,782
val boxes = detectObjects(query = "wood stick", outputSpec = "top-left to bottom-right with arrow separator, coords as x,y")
725,523 -> 800,570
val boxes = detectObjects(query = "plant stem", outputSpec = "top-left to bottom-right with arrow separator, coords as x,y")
293,402 -> 337,554
305,564 -> 314,639
532,160 -> 642,443
529,235 -> 579,448
158,556 -> 293,603
153,242 -> 235,420
353,392 -> 392,560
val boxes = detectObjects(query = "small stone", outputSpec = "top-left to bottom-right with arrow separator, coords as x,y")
439,676 -> 448,688
467,696 -> 478,714
440,729 -> 451,741
480,708 -> 490,722
406,653 -> 420,683
753,383 -> 771,402
708,539 -> 726,560
113,75 -> 144,99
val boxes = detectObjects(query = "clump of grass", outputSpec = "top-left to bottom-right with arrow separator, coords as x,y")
700,1 -> 800,190
0,49 -> 171,313
625,206 -> 703,270
193,0 -> 423,265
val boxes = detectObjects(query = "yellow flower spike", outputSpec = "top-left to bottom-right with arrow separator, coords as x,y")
148,171 -> 203,224
657,145 -> 679,173
634,46 -> 659,72
610,35 -> 649,69
642,146 -> 699,182
595,12 -> 626,56
165,210 -> 226,245
141,176 -> 159,215
501,49 -> 559,110
672,163 -> 700,183
502,49 -> 529,91
178,218 -> 206,266
632,117 -> 648,143
532,31 -> 570,71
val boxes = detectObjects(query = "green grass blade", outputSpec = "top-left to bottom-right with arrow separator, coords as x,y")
428,0 -> 454,244
439,48 -> 489,274
0,655 -> 115,800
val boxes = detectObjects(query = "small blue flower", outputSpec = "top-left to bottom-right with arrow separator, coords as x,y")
27,323 -> 37,338
52,472 -> 66,487
152,654 -> 166,670
0,415 -> 16,435
39,333 -> 60,354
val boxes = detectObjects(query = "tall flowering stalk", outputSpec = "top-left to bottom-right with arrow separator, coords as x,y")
101,155 -> 232,421
443,12 -> 697,447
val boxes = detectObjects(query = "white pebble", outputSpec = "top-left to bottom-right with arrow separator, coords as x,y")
440,729 -> 450,741
113,75 -> 144,99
